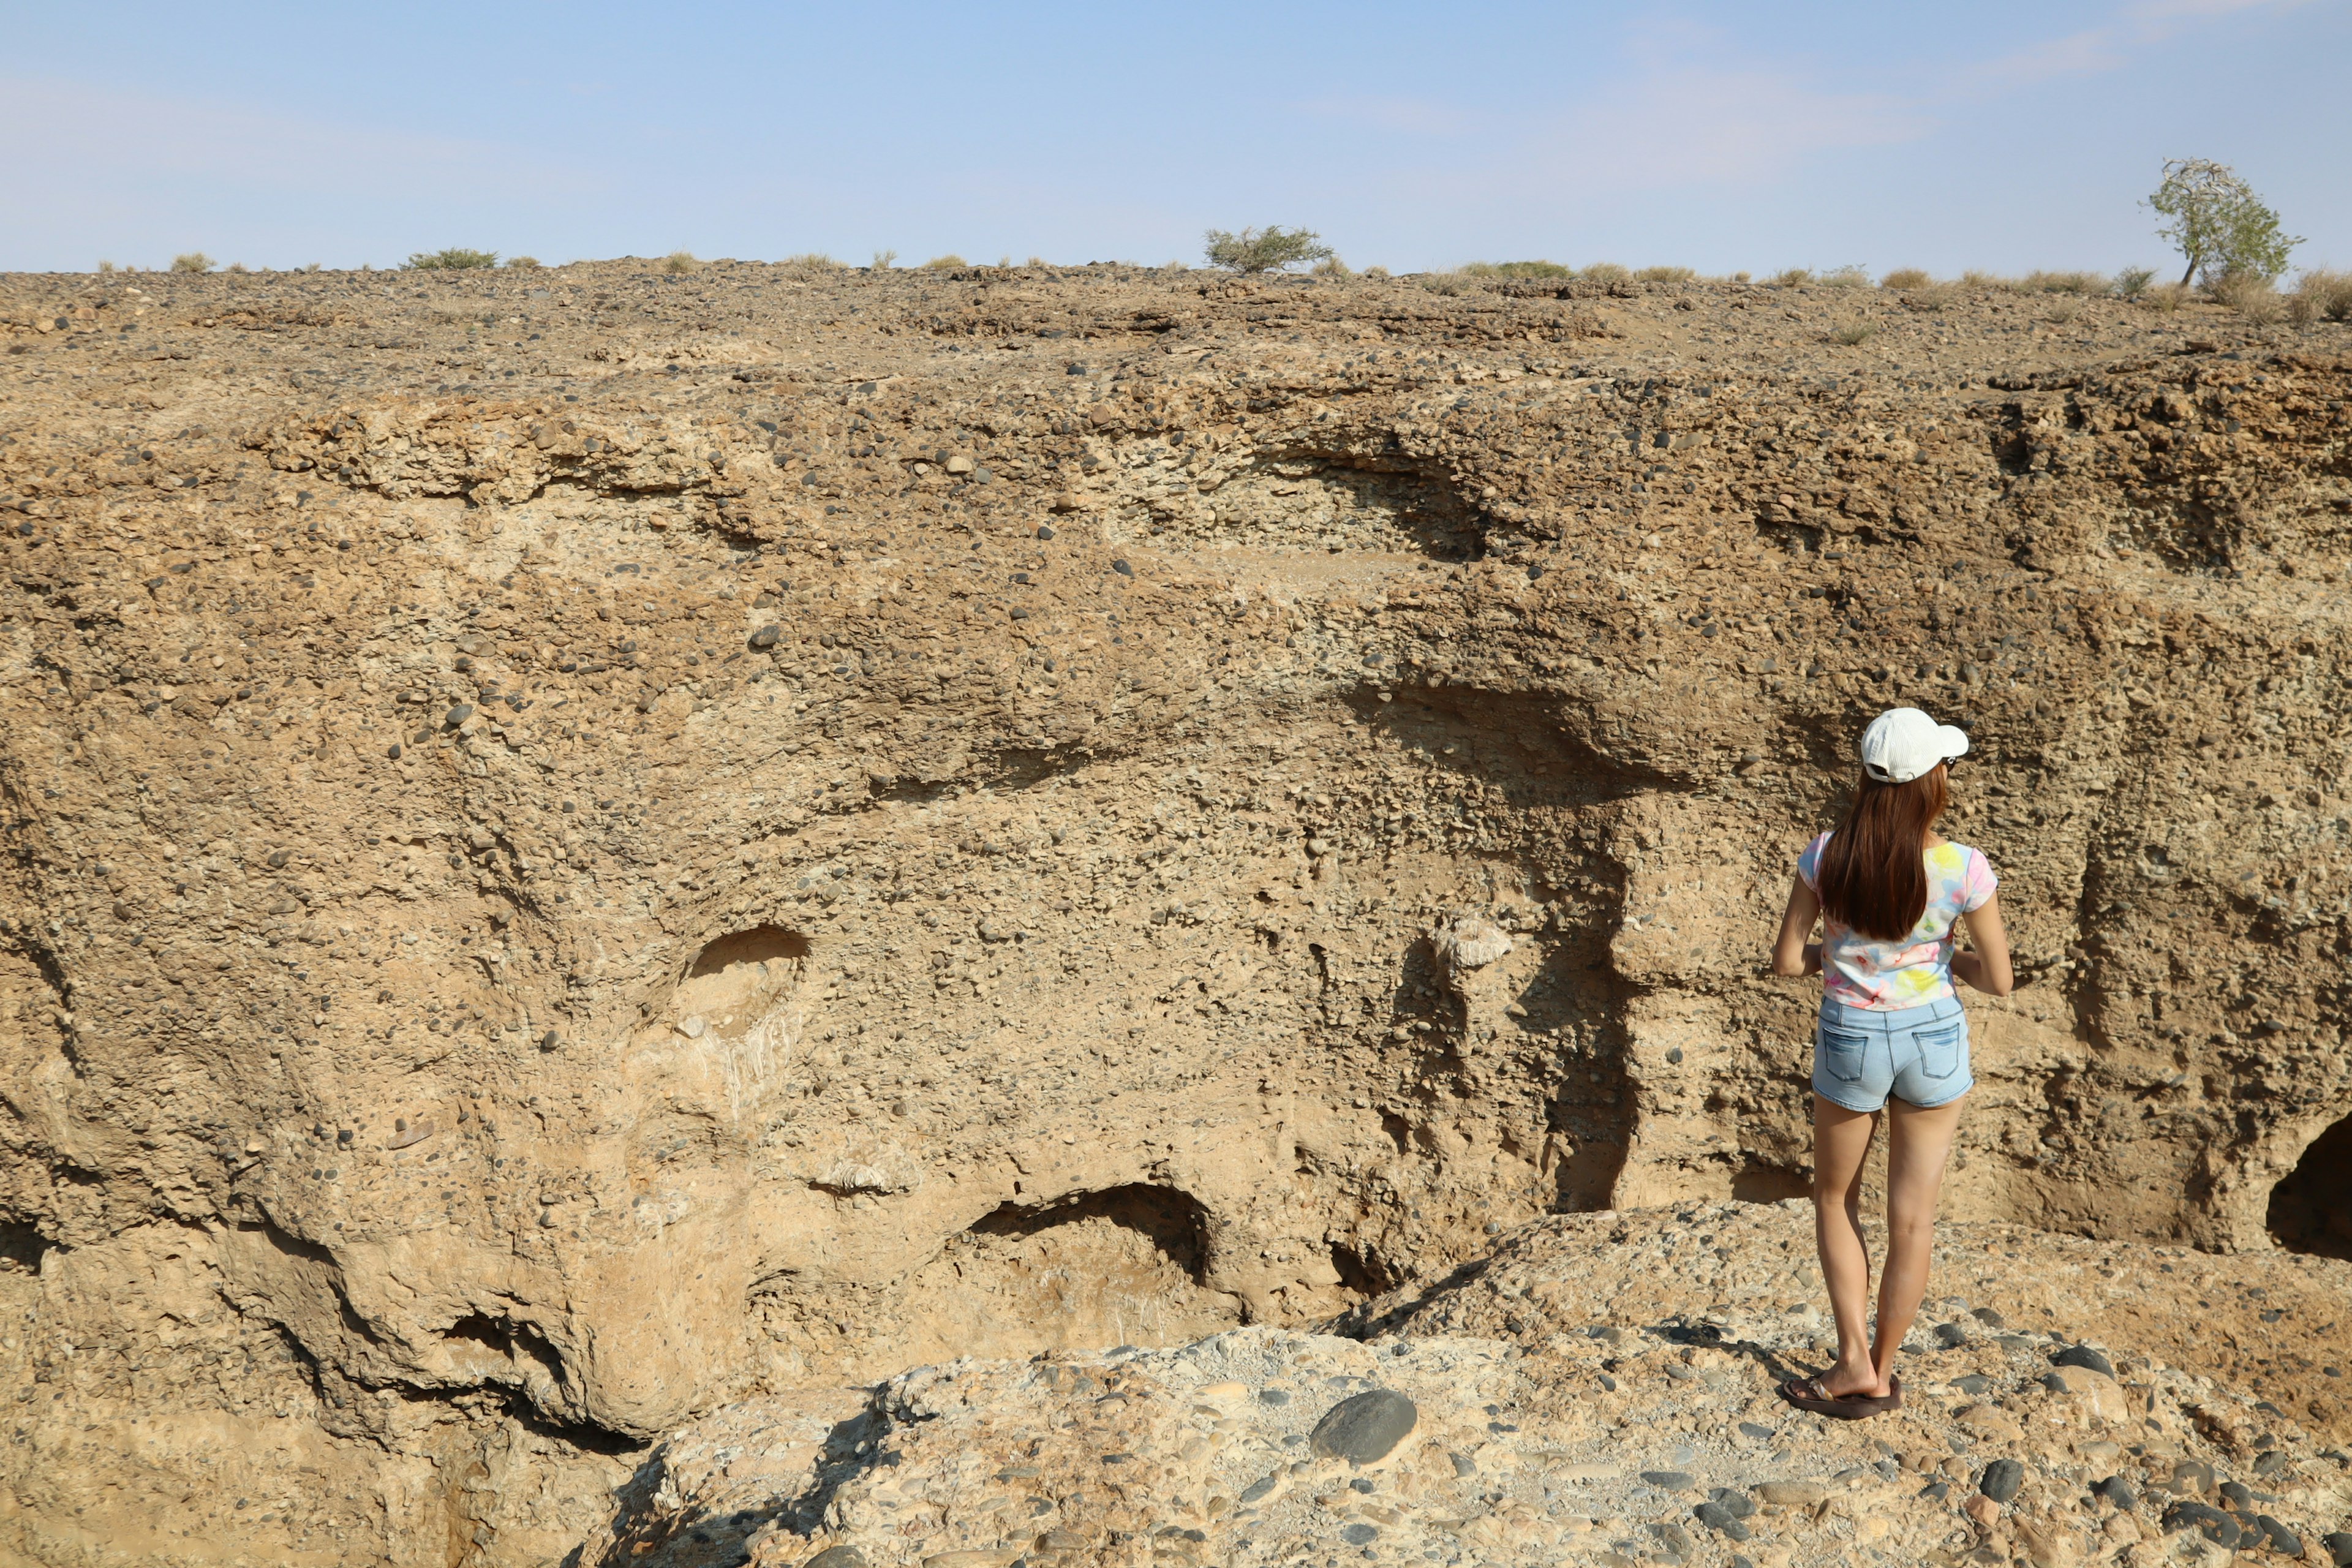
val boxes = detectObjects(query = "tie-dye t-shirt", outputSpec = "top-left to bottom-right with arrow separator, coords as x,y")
1796,832 -> 1997,1010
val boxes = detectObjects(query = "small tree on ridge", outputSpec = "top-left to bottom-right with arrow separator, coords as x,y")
2146,159 -> 2299,285
1204,227 -> 1333,274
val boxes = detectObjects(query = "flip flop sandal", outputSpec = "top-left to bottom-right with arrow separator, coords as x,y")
1778,1373 -> 1902,1420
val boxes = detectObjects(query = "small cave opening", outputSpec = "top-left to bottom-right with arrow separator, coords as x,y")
884,1185 -> 1244,1370
2267,1112 -> 2352,1260
686,924 -> 810,981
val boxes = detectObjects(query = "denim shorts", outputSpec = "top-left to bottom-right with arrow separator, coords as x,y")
1812,995 -> 1972,1111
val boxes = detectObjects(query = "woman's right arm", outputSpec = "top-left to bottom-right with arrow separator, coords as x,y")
1771,875 -> 1822,978
1953,892 -> 2014,997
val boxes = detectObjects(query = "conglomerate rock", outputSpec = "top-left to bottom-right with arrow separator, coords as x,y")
0,257 -> 2345,1565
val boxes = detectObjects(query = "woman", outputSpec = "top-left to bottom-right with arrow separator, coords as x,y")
1770,706 -> 2013,1418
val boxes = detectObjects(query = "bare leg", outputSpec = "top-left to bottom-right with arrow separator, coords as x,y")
1811,1094 -> 1887,1398
1870,1095 -> 1967,1388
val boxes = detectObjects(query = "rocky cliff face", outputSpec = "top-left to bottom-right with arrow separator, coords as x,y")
0,258 -> 2345,1566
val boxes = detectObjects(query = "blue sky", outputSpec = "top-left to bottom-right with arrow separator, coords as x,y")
4,0 -> 2344,276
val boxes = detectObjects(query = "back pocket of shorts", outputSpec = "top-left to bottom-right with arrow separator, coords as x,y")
1816,1026 -> 1868,1085
1915,1023 -> 1964,1080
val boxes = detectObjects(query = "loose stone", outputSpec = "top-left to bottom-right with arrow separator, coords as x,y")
1307,1389 -> 1416,1465
1978,1458 -> 2024,1504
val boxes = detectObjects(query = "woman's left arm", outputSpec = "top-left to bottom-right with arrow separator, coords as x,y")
1771,875 -> 1822,978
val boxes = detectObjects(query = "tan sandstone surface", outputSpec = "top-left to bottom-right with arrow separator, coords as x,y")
0,257 -> 2346,1566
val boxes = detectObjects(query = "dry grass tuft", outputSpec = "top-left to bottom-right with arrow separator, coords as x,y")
2144,281 -> 2192,313
1958,270 -> 2008,290
1830,320 -> 1879,345
1765,267 -> 1814,288
171,252 -> 214,273
2024,270 -> 2108,295
1362,265 -> 1392,280
2112,266 -> 2157,299
1634,265 -> 1697,284
1579,262 -> 1630,284
2288,270 -> 2352,323
1820,265 -> 1870,289
1899,284 -> 1955,313
2211,273 -> 2282,323
662,251 -> 701,274
1464,260 -> 1575,279
1879,268 -> 1934,290
1312,256 -> 1354,279
871,249 -> 898,270
2045,300 -> 2081,324
504,255 -> 541,270
406,248 -> 497,271
922,254 -> 968,270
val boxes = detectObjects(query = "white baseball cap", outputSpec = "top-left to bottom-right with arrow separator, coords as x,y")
1860,707 -> 1969,784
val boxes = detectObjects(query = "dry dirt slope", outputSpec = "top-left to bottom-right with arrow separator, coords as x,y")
0,258 -> 2346,1566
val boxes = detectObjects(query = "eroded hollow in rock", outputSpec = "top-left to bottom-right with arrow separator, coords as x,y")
2267,1112 -> 2352,1259
891,1186 -> 1244,1368
1104,450 -> 1491,559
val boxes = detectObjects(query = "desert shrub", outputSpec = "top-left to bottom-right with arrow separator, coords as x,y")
871,249 -> 898,270
405,248 -> 497,270
1311,255 -> 1354,279
1830,320 -> 1878,345
504,255 -> 541,270
1634,265 -> 1697,283
1463,260 -> 1574,279
780,252 -> 843,274
96,260 -> 116,275
1419,272 -> 1470,296
2147,157 -> 2300,284
1898,284 -> 1955,313
1204,226 -> 1333,274
2211,273 -> 2283,323
1580,262 -> 1631,284
2111,265 -> 2156,298
226,262 -> 250,274
2045,300 -> 2081,323
1958,270 -> 2008,290
1880,267 -> 1932,290
662,251 -> 700,274
2024,270 -> 2106,295
922,254 -> 968,270
1820,265 -> 1869,289
1765,267 -> 1812,287
1363,265 -> 1392,280
2144,281 -> 2190,313
171,252 -> 214,273
2288,269 -> 2352,323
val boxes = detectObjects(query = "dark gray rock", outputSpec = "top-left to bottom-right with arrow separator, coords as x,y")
2253,1449 -> 2290,1477
443,703 -> 473,728
1970,1306 -> 2007,1328
2169,1458 -> 2216,1494
1933,1322 -> 1969,1348
1308,1389 -> 1416,1464
1692,1501 -> 1751,1540
2051,1344 -> 2115,1377
2162,1500 -> 2240,1548
2254,1516 -> 2301,1558
1705,1487 -> 1755,1518
1640,1471 -> 1697,1492
1256,1387 -> 1289,1406
1449,1452 -> 1476,1477
2323,1529 -> 2352,1567
1237,1474 -> 1276,1505
1340,1524 -> 1378,1545
2092,1474 -> 2136,1510
1978,1458 -> 2024,1503
750,624 -> 782,648
1953,1373 -> 1991,1395
1736,1421 -> 1776,1441
802,1549 -> 866,1568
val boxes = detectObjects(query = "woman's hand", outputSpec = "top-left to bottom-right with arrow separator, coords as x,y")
1771,875 -> 1822,978
1954,893 -> 2014,997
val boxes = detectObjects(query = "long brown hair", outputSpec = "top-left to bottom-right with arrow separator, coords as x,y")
1817,765 -> 1948,940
